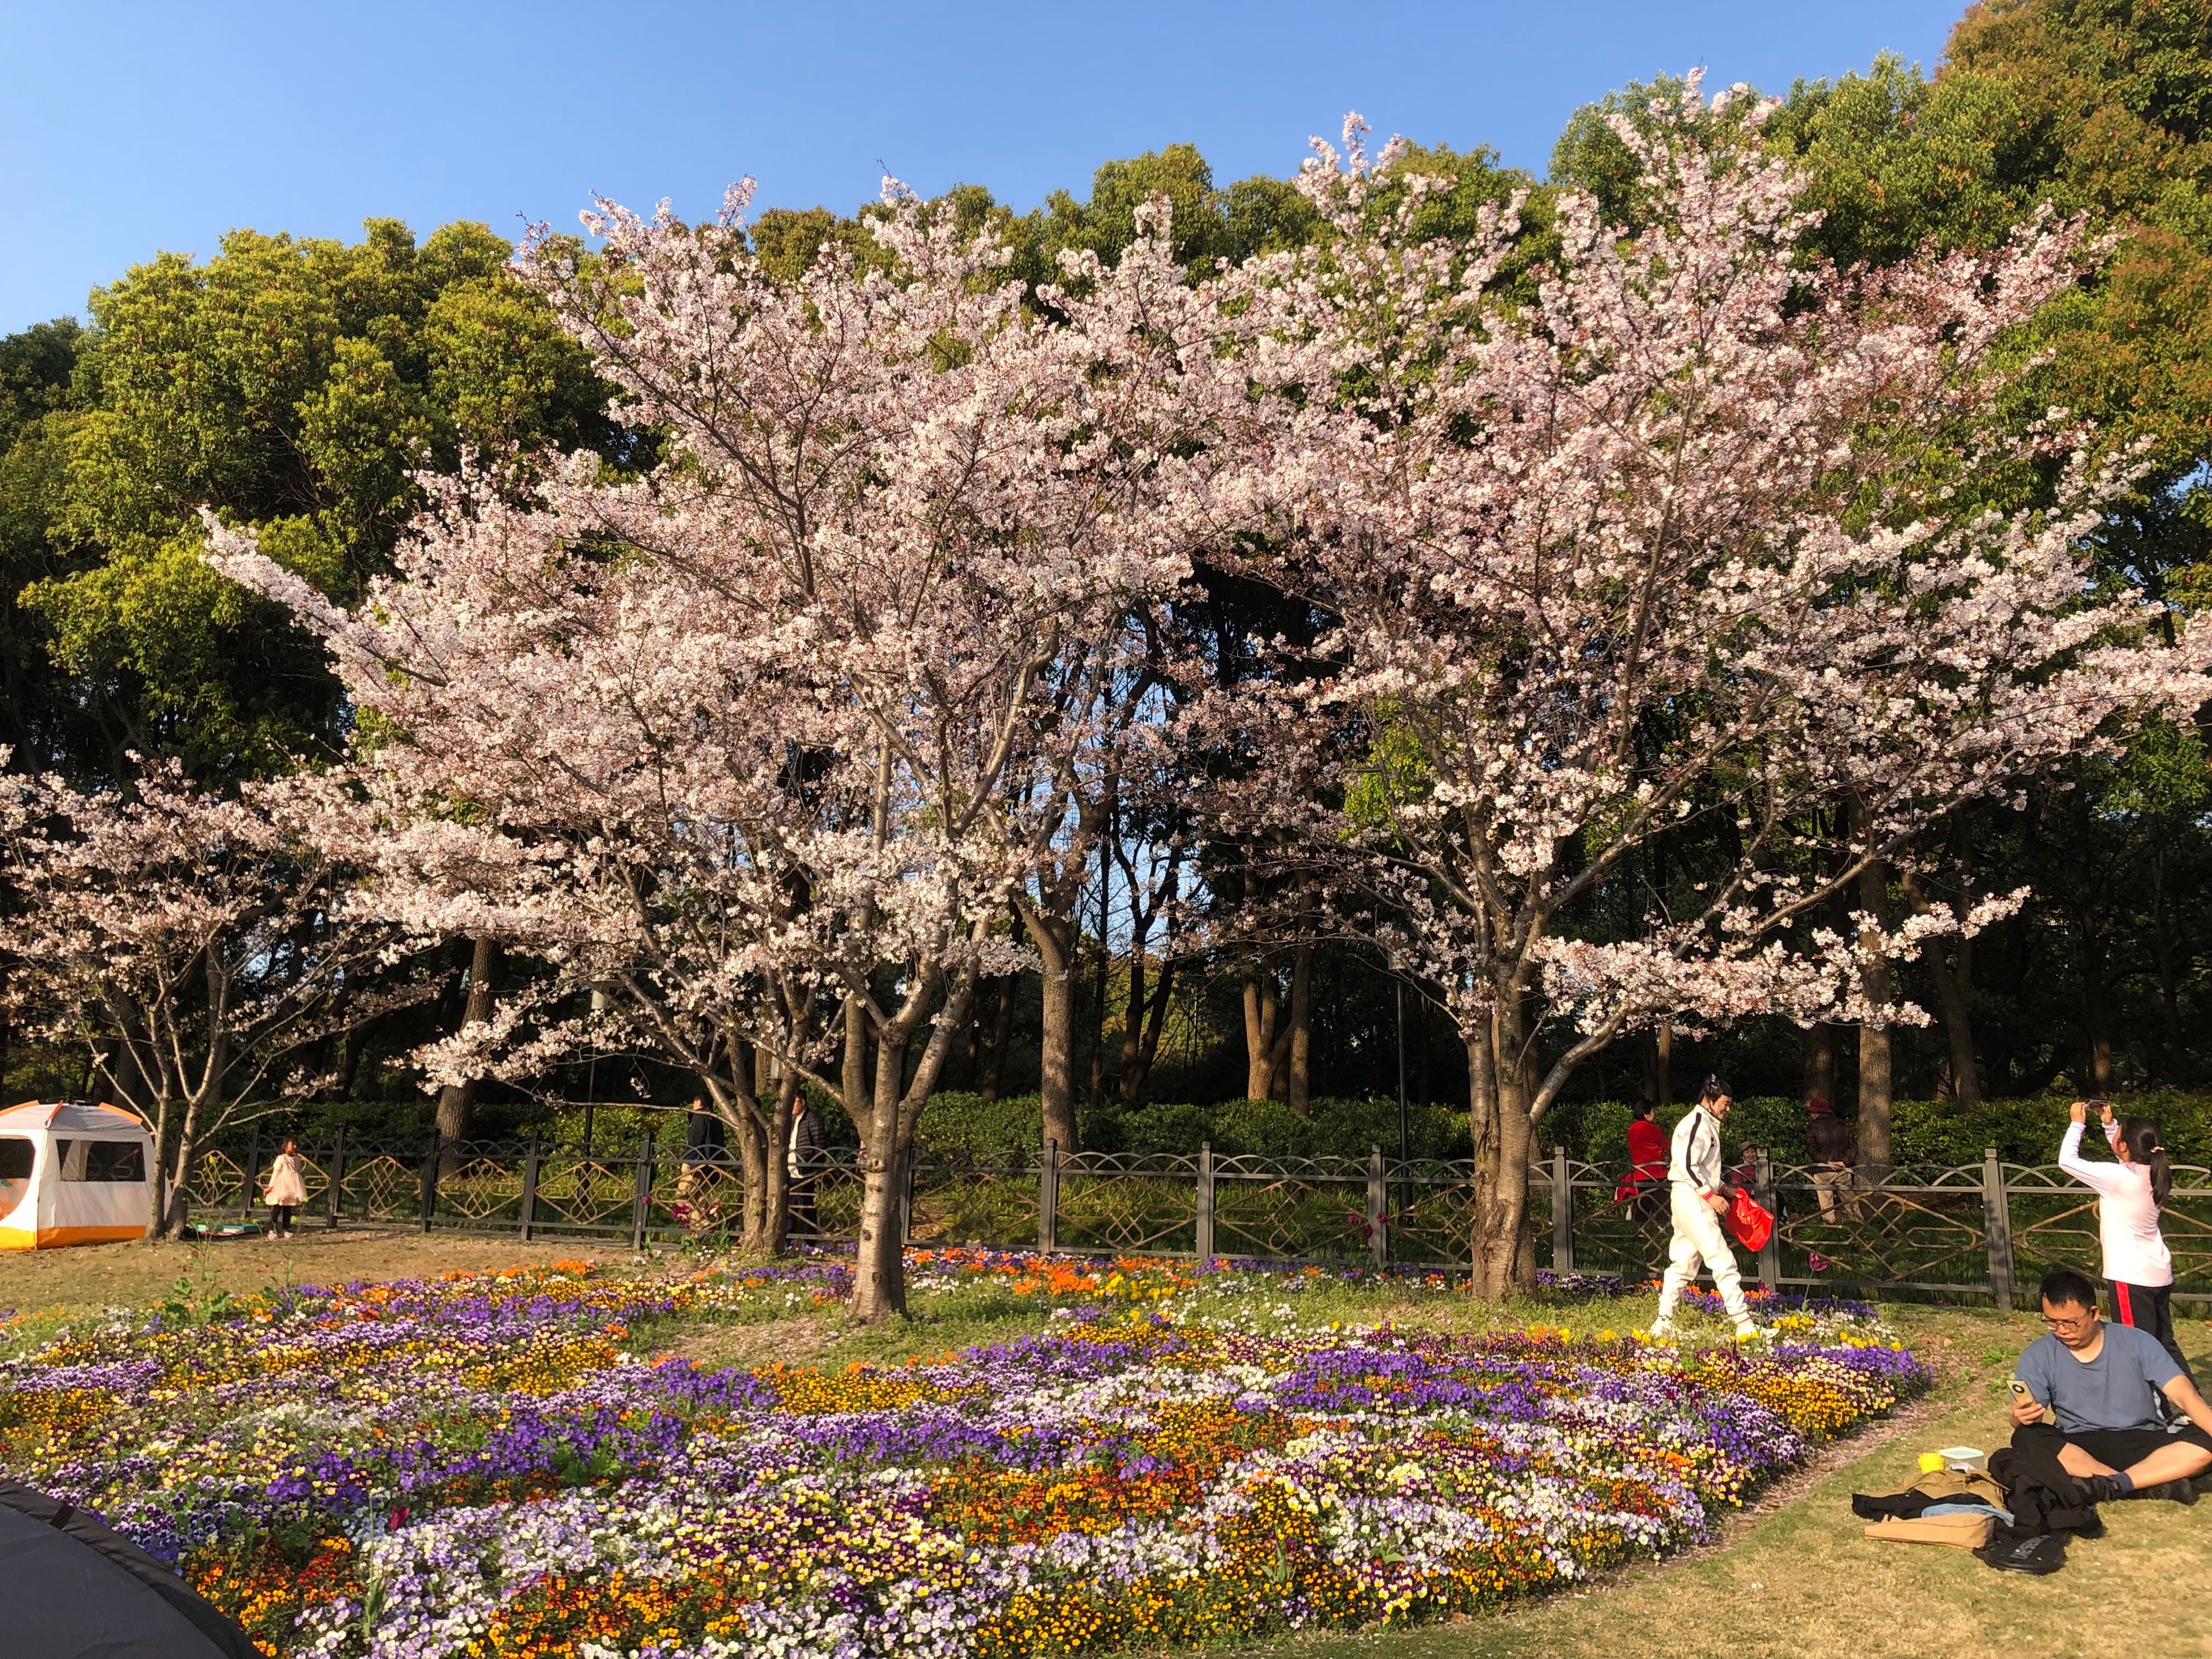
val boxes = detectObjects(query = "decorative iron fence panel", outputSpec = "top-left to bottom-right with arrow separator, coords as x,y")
182,1133 -> 2212,1304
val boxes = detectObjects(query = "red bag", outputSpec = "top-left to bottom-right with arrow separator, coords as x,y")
1723,1186 -> 1773,1252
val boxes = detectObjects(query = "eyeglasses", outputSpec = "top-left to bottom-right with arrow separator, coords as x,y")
2041,1311 -> 2098,1333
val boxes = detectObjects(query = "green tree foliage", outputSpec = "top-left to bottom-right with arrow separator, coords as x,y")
1765,6 -> 2212,592
4,219 -> 615,781
0,320 -> 88,769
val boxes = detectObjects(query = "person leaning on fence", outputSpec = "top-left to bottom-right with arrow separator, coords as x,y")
787,1094 -> 826,1238
2011,1267 -> 2212,1504
262,1139 -> 305,1239
1614,1098 -> 1668,1220
677,1098 -> 725,1201
1650,1075 -> 1758,1341
2059,1099 -> 2194,1382
1804,1096 -> 1855,1221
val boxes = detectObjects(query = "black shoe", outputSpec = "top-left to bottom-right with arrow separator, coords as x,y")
2077,1474 -> 2126,1505
2139,1478 -> 2198,1505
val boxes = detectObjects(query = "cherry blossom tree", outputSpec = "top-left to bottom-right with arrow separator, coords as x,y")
1207,83 -> 2212,1297
0,757 -> 418,1235
211,181 -> 1241,1316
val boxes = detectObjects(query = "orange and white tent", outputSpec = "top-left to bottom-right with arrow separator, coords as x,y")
0,1100 -> 155,1249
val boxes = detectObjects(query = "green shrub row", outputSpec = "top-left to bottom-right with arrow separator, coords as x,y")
233,1085 -> 2212,1171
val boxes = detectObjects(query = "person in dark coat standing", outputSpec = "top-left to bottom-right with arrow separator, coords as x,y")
678,1098 -> 725,1202
1805,1097 -> 1855,1220
787,1095 -> 827,1238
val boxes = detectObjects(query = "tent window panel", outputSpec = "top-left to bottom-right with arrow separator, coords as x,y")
56,1140 -> 143,1182
0,1137 -> 29,1222
83,1141 -> 144,1181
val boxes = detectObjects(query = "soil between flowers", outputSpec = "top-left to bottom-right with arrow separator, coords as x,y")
0,1251 -> 1931,1657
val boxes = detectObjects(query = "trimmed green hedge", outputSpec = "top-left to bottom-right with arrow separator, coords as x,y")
919,1087 -> 2212,1171
1564,1090 -> 2212,1175
237,1084 -> 2212,1172
912,1092 -> 1471,1162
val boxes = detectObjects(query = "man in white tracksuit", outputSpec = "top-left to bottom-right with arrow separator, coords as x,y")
1652,1075 -> 1757,1339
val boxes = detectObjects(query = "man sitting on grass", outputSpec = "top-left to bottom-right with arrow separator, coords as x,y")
2012,1267 -> 2212,1503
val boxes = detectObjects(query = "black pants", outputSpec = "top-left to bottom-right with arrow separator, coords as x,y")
269,1204 -> 296,1237
2013,1417 -> 2212,1479
2110,1280 -> 2195,1382
788,1176 -> 817,1237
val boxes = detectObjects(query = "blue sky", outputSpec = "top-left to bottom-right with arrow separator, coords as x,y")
0,1 -> 1962,332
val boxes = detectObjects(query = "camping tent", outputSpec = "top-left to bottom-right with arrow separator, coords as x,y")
0,1101 -> 156,1250
0,1479 -> 259,1658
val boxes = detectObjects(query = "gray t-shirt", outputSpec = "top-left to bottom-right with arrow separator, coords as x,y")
2015,1324 -> 2181,1435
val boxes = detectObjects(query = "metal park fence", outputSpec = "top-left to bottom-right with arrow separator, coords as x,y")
183,1130 -> 2212,1308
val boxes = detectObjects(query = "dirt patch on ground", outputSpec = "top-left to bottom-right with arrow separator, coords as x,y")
659,1314 -> 836,1373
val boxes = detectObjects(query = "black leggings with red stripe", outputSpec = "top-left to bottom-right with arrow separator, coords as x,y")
2109,1280 -> 2195,1382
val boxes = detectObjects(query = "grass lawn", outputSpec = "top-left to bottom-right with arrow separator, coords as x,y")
2,1230 -> 2205,1659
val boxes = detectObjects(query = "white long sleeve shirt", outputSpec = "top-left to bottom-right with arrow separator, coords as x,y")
1669,1105 -> 1726,1198
2059,1120 -> 2171,1288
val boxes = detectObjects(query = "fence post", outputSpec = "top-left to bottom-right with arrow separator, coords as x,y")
1196,1142 -> 1215,1261
325,1127 -> 347,1229
241,1129 -> 263,1220
1753,1149 -> 1782,1289
419,1134 -> 440,1233
519,1132 -> 541,1243
1368,1145 -> 1388,1267
1551,1145 -> 1574,1273
631,1131 -> 655,1252
1983,1147 -> 2016,1311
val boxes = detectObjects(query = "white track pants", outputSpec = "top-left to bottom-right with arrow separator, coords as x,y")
1655,1186 -> 1753,1331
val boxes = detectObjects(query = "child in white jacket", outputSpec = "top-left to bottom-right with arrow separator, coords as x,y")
2059,1099 -> 2192,1380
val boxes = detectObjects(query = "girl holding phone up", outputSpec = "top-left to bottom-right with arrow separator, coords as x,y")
2060,1099 -> 2192,1380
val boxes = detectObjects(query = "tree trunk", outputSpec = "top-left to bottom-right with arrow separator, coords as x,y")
850,1034 -> 911,1322
1857,1020 -> 1893,1176
435,934 -> 500,1173
1466,1013 -> 1536,1301
1924,945 -> 1982,1109
1899,867 -> 1981,1110
157,1094 -> 204,1240
977,975 -> 1016,1103
2150,838 -> 2184,1078
1089,812 -> 1112,1099
732,1103 -> 769,1247
1652,1023 -> 1672,1109
331,1019 -> 370,1101
1851,817 -> 1896,1179
1118,957 -> 1175,1104
1803,1022 -> 1836,1107
1034,914 -> 1079,1153
849,964 -> 980,1322
1242,965 -> 1281,1099
1286,942 -> 1313,1115
2082,938 -> 2116,1094
1117,938 -> 1152,1098
766,1073 -> 797,1252
842,993 -> 869,1122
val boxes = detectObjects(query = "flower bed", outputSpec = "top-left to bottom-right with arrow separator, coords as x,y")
0,1253 -> 1928,1657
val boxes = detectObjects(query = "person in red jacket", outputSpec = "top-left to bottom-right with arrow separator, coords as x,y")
1616,1098 -> 1669,1220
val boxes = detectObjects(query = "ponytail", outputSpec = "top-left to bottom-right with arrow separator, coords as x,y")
2119,1117 -> 2172,1209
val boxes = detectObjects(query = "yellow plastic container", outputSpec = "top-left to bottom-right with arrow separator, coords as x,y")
1917,1452 -> 1947,1474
